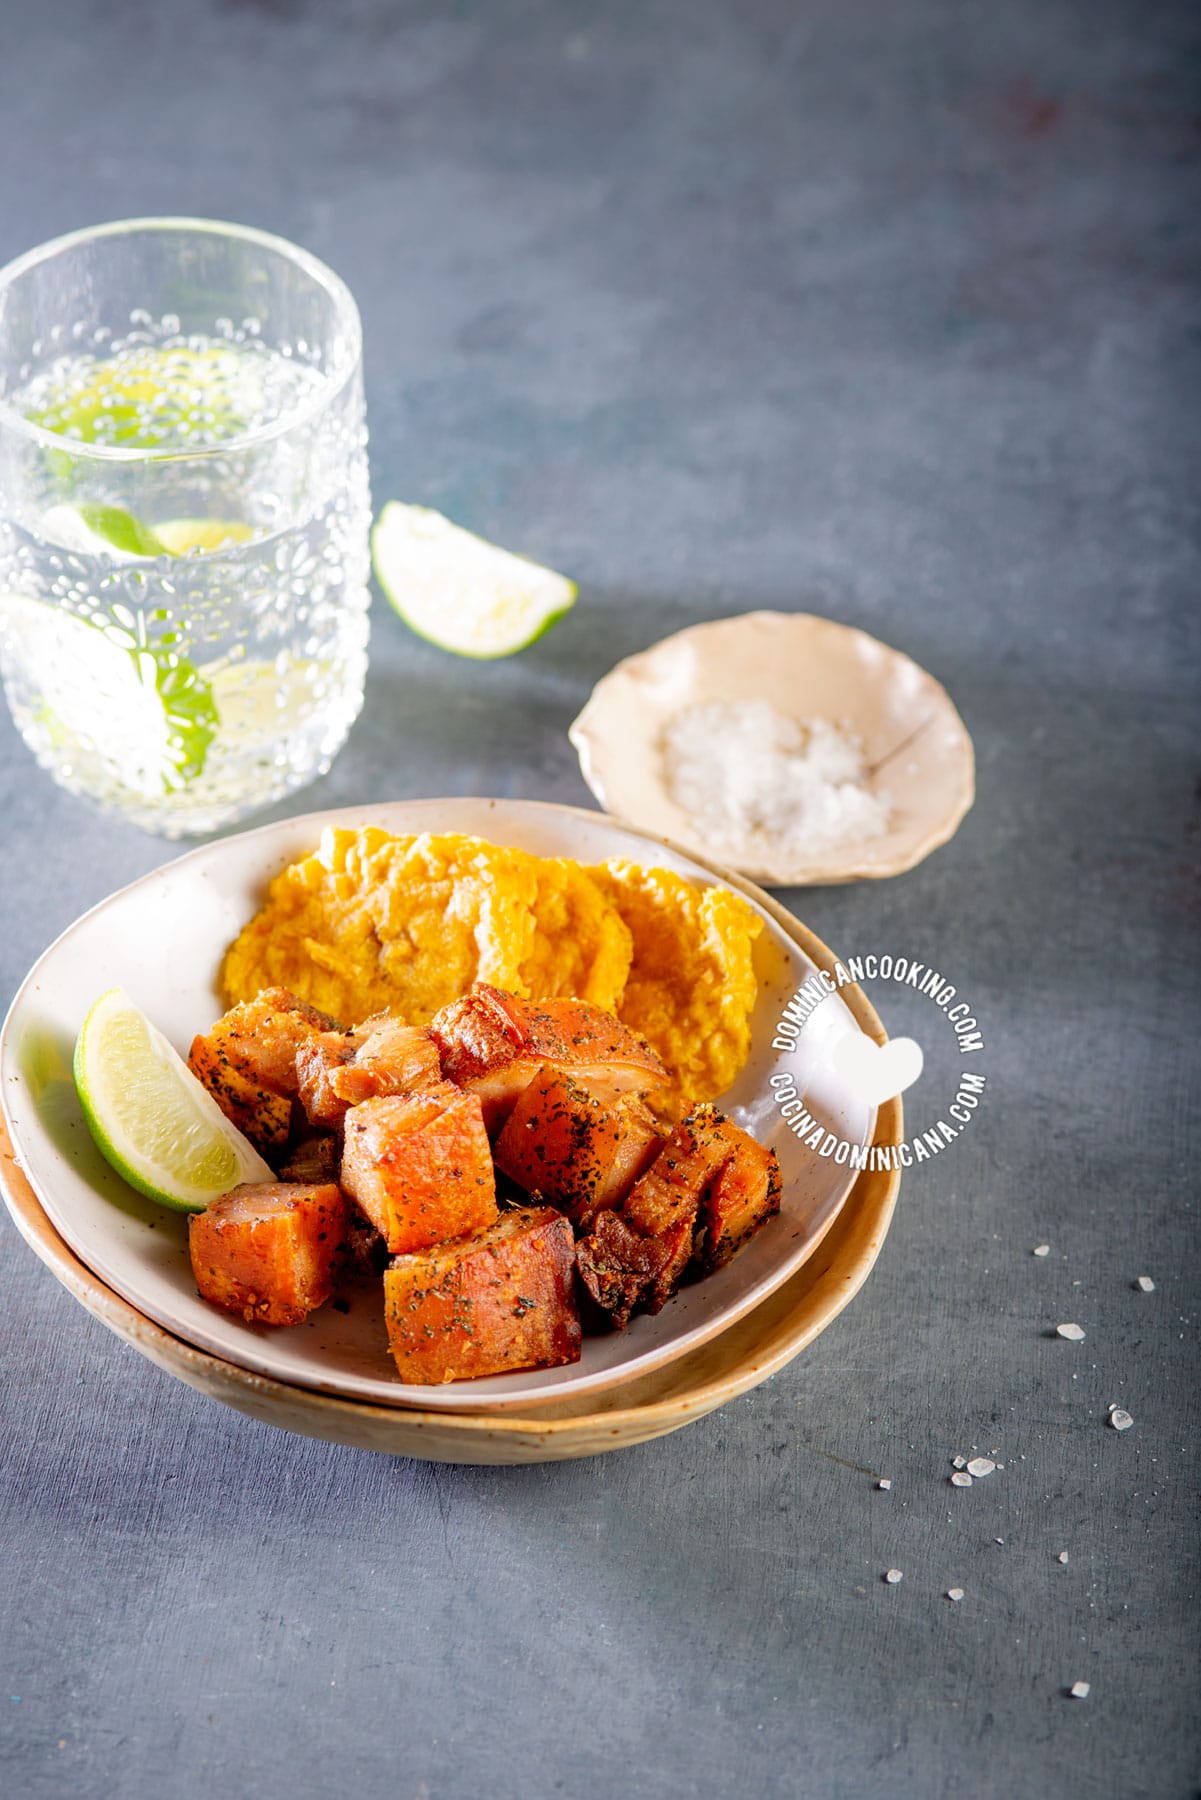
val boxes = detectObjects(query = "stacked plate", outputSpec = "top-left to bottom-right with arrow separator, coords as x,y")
0,799 -> 902,1464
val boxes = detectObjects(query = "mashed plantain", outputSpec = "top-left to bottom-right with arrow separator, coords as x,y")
588,861 -> 763,1108
221,826 -> 761,1109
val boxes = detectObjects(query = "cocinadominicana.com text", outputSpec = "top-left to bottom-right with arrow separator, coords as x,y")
768,1070 -> 987,1168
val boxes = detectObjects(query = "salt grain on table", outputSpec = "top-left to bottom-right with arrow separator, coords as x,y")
950,1471 -> 973,1487
1070,1681 -> 1090,1699
884,1569 -> 903,1584
966,1457 -> 996,1478
1057,1323 -> 1086,1341
1109,1409 -> 1134,1431
1136,1275 -> 1155,1293
952,1455 -> 967,1469
1033,1244 -> 1050,1257
877,1479 -> 892,1491
947,1588 -> 965,1602
1058,1551 -> 1070,1564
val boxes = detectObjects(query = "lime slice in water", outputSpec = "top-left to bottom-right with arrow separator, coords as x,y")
39,504 -> 155,560
74,988 -> 273,1213
27,345 -> 260,450
154,518 -> 255,555
77,504 -> 169,557
0,595 -> 219,794
40,505 -> 253,560
371,502 -> 576,658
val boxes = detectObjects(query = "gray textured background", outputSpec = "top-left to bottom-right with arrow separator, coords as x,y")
1,2 -> 1199,1796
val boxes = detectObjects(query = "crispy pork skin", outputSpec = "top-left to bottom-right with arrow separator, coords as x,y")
189,1181 -> 347,1326
429,984 -> 669,1130
339,1084 -> 497,1255
621,1103 -> 733,1239
296,1015 -> 442,1130
383,1207 -> 581,1383
493,1066 -> 664,1228
694,1131 -> 782,1274
575,1210 -> 694,1328
578,1105 -> 783,1325
189,988 -> 340,1156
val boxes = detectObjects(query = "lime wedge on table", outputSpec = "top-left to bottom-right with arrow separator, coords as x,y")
74,989 -> 273,1213
372,502 -> 576,658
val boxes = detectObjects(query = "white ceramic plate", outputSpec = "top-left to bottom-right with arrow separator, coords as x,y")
1,798 -> 875,1411
569,612 -> 975,886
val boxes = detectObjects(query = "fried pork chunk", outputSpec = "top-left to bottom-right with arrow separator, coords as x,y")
189,987 -> 340,1156
383,1206 -> 581,1383
278,1134 -> 340,1184
296,1013 -> 442,1129
339,1083 -> 498,1255
621,1103 -> 735,1239
278,1135 -> 386,1277
429,984 -> 669,1131
494,1066 -> 664,1229
576,1105 -> 782,1327
695,1131 -> 782,1274
189,1180 -> 348,1326
575,1210 -> 693,1330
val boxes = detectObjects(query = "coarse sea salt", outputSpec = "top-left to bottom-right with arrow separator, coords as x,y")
1057,1323 -> 1086,1341
661,700 -> 890,858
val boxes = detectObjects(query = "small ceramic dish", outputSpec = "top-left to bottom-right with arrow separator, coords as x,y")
0,797 -> 894,1416
568,612 -> 975,887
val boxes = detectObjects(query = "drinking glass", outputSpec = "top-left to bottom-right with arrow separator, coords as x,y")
0,218 -> 371,836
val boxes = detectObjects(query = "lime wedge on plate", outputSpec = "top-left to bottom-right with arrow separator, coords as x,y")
74,989 -> 273,1213
372,502 -> 576,657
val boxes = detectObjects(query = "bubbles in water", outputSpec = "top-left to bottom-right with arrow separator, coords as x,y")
13,315 -> 328,452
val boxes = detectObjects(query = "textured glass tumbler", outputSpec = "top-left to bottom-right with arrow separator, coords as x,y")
0,218 -> 371,837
